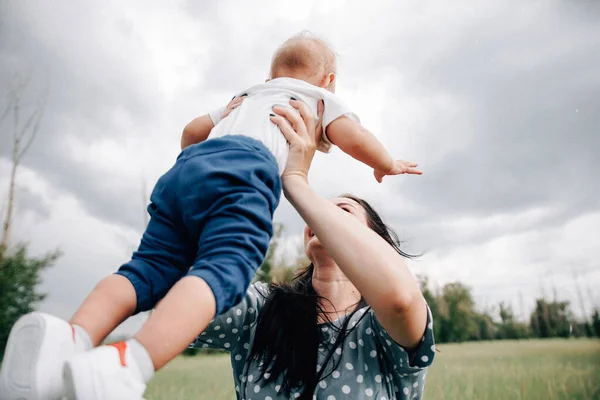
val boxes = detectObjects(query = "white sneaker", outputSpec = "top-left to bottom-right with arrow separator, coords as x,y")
0,312 -> 80,400
63,342 -> 147,400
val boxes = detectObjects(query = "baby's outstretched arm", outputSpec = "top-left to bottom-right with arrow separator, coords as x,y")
326,117 -> 422,182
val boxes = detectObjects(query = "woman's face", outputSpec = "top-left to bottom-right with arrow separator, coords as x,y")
304,197 -> 369,262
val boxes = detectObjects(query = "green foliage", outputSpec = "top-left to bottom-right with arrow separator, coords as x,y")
254,223 -> 283,284
428,281 -> 481,343
592,309 -> 600,337
254,223 -> 307,285
529,299 -> 573,338
182,346 -> 224,357
496,302 -> 529,340
418,275 -> 443,340
420,277 -> 486,342
272,265 -> 298,284
0,244 -> 60,359
418,277 -> 595,343
472,312 -> 496,341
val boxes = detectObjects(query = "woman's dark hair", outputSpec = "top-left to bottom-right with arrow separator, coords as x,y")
248,194 -> 415,399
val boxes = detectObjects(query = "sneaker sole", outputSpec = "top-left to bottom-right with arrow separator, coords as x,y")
0,313 -> 47,399
0,312 -> 74,400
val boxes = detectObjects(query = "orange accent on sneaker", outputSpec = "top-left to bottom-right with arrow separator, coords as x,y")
108,341 -> 128,367
70,324 -> 76,342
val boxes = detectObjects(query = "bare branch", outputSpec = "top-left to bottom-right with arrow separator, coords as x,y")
18,99 -> 46,162
1,70 -> 46,250
13,108 -> 38,157
13,71 -> 33,97
0,94 -> 13,129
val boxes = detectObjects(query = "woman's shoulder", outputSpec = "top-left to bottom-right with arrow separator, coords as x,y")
190,282 -> 271,351
250,281 -> 271,296
210,282 -> 271,327
235,281 -> 271,316
348,306 -> 436,373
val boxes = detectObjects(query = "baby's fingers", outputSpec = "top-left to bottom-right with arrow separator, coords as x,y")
398,160 -> 422,175
405,167 -> 423,175
222,96 -> 246,118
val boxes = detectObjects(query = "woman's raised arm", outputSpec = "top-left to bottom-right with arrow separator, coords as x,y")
270,100 -> 428,349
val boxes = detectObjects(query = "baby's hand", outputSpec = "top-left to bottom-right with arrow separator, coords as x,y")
222,94 -> 248,119
374,160 -> 422,183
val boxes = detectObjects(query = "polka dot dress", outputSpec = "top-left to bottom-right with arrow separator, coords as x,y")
192,283 -> 435,399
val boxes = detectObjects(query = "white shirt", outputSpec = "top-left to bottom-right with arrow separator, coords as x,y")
207,77 -> 359,173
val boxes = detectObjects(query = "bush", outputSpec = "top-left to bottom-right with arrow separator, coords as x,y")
0,244 -> 60,360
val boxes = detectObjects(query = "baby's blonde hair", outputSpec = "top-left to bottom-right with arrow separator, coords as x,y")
270,31 -> 337,79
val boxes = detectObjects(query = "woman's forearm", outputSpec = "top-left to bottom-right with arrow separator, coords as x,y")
284,177 -> 427,347
285,177 -> 420,306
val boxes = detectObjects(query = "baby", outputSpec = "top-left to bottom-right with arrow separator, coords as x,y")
0,32 -> 421,400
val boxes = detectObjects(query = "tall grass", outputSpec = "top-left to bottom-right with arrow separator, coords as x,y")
146,339 -> 600,399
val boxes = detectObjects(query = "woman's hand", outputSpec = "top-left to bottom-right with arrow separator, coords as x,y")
270,99 -> 324,187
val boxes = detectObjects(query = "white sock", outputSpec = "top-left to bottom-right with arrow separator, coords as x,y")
72,324 -> 93,352
126,339 -> 155,383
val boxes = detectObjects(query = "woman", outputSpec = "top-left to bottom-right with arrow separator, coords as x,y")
192,99 -> 435,400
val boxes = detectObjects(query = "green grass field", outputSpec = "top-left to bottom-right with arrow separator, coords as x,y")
147,339 -> 599,400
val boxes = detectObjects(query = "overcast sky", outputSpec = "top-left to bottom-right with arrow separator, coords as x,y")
1,0 -> 598,335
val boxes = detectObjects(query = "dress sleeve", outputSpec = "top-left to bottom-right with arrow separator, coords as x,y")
190,282 -> 269,352
368,304 -> 436,373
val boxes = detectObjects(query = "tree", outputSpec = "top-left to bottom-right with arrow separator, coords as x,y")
272,265 -> 298,284
1,73 -> 47,252
418,278 -> 490,342
496,302 -> 528,340
0,245 -> 60,359
271,239 -> 310,284
418,275 -> 442,341
0,73 -> 55,361
472,311 -> 496,341
591,308 -> 600,338
529,299 -> 573,338
437,282 -> 479,343
254,223 -> 283,283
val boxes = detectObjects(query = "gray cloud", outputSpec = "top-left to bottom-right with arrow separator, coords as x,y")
365,2 -> 600,254
0,1 -> 172,229
0,0 -> 598,323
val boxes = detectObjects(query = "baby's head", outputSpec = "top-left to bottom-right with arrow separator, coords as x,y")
269,31 -> 337,93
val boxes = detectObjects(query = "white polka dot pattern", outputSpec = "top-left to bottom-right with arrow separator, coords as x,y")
188,283 -> 435,400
